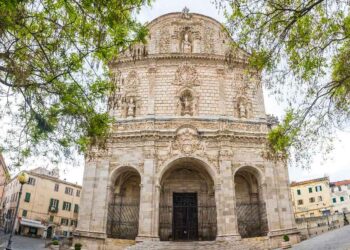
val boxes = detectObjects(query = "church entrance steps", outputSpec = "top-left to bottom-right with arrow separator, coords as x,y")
125,237 -> 270,250
105,238 -> 136,250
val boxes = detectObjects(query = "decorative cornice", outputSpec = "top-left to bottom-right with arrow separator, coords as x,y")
110,53 -> 248,66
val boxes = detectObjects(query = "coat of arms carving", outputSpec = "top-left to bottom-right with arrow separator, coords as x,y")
174,64 -> 199,86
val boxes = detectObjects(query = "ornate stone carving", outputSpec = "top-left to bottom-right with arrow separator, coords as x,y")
159,28 -> 170,53
180,28 -> 192,53
181,6 -> 191,19
203,27 -> 215,53
125,70 -> 139,93
174,64 -> 199,86
175,89 -> 199,116
219,148 -> 234,161
234,96 -> 252,119
172,127 -> 203,155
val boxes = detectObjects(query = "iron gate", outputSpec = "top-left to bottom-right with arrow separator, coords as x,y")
159,201 -> 217,240
236,202 -> 268,238
107,202 -> 139,239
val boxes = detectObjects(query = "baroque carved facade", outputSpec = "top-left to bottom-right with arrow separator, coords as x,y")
76,10 -> 299,250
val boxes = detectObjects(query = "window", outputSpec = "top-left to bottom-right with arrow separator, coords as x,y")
76,190 -> 80,197
28,177 -> 36,185
71,220 -> 77,226
54,184 -> 59,192
309,197 -> 315,203
297,189 -> 301,195
308,187 -> 313,193
74,204 -> 79,213
63,231 -> 68,237
298,199 -> 303,205
24,192 -> 31,202
61,218 -> 69,226
65,187 -> 73,196
22,210 -> 27,217
338,186 -> 342,191
333,197 -> 337,203
62,201 -> 71,211
49,215 -> 54,222
49,198 -> 59,212
315,186 -> 323,192
347,184 -> 350,190
340,196 -> 345,202
318,196 -> 323,202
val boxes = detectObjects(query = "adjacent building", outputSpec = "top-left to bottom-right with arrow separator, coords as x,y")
290,177 -> 333,218
330,180 -> 350,213
0,153 -> 10,227
1,167 -> 81,238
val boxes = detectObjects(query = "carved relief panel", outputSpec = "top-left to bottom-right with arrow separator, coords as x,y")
112,70 -> 142,118
173,64 -> 200,116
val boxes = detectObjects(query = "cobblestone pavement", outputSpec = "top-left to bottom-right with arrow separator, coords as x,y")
0,235 -> 46,250
292,225 -> 350,250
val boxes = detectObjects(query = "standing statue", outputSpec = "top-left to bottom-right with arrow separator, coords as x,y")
182,32 -> 192,53
127,98 -> 135,117
239,101 -> 247,118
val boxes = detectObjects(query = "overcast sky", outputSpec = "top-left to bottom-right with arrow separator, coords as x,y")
20,0 -> 350,184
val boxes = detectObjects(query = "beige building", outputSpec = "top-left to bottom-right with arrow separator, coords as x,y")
290,177 -> 333,218
330,180 -> 350,213
0,153 -> 10,227
2,167 -> 81,238
75,10 -> 299,250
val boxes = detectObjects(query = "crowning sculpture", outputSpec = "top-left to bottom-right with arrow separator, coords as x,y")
75,10 -> 300,250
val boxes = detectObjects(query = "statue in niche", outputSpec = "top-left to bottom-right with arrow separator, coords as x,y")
127,98 -> 135,118
180,90 -> 194,116
239,101 -> 247,118
181,30 -> 192,53
236,96 -> 251,119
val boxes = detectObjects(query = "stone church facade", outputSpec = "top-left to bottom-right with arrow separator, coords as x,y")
75,10 -> 299,249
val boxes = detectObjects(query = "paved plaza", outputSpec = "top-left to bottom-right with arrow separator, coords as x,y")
0,235 -> 46,250
292,225 -> 350,250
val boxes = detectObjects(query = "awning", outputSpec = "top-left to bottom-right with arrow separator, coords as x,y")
20,218 -> 46,229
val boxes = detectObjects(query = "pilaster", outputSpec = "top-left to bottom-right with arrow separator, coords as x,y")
215,149 -> 240,240
136,148 -> 160,241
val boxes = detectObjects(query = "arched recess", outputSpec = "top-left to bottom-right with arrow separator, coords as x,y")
106,166 -> 141,240
234,166 -> 268,238
158,157 -> 217,241
175,88 -> 199,116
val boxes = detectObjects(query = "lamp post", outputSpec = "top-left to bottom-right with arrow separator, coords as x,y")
6,172 -> 28,250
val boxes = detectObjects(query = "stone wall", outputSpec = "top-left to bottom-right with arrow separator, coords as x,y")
295,212 -> 350,240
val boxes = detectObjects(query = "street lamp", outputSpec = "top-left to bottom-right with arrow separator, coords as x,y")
6,172 -> 28,250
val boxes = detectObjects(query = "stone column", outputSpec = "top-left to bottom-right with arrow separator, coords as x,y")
136,148 -> 160,241
147,67 -> 157,115
215,149 -> 240,240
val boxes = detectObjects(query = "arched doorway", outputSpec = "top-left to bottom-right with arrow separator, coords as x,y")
234,166 -> 268,238
159,158 -> 217,241
106,167 -> 141,239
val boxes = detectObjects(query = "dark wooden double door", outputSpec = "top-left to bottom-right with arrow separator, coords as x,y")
173,193 -> 198,240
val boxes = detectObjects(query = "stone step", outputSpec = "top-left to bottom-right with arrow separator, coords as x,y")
125,238 -> 270,250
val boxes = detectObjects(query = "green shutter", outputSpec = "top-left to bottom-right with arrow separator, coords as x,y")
22,210 -> 27,217
24,193 -> 31,202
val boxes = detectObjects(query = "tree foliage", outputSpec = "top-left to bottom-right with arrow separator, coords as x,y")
0,0 -> 150,166
219,0 -> 350,166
